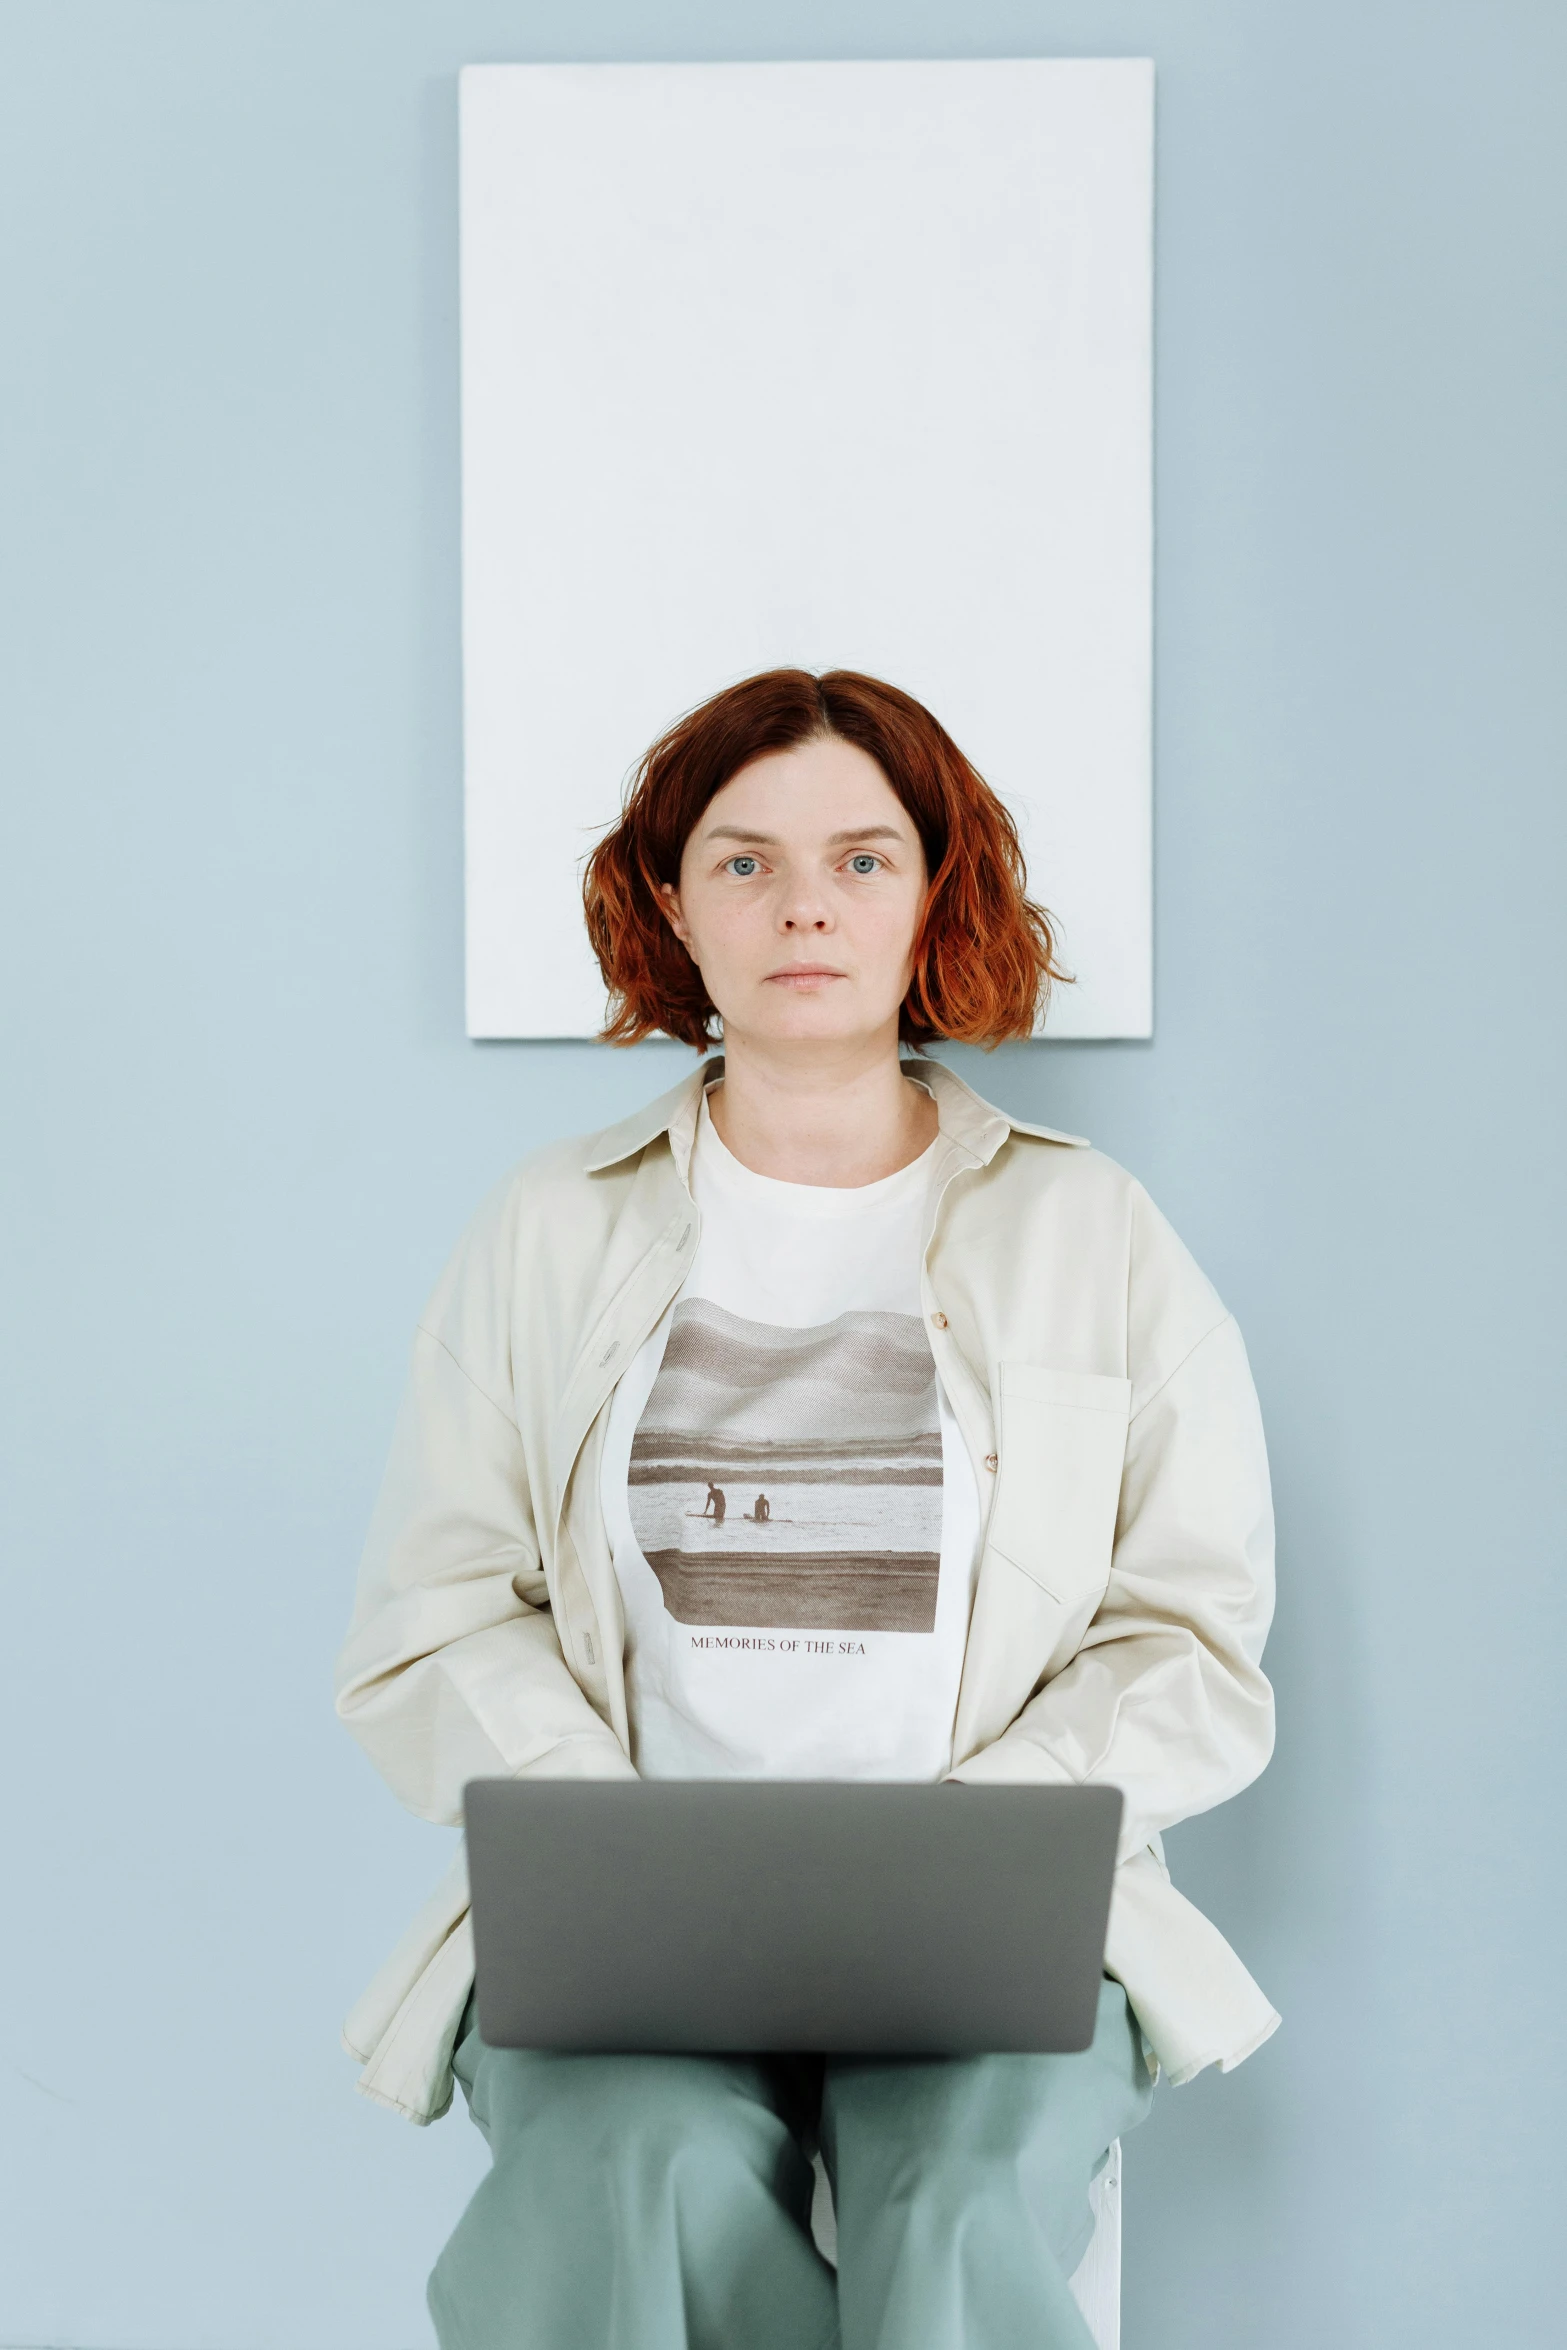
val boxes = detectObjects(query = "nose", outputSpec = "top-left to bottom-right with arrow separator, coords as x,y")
779,873 -> 833,933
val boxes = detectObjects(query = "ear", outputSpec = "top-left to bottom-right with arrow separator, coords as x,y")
658,879 -> 692,949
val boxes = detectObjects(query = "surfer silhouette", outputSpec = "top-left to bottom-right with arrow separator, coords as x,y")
701,1480 -> 726,1525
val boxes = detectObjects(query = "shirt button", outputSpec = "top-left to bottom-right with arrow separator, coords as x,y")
984,1453 -> 998,1472
931,1311 -> 948,1329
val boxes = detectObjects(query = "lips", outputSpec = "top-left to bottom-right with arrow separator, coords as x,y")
765,966 -> 845,980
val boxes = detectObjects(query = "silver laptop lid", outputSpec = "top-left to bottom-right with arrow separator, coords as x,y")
465,1780 -> 1121,2055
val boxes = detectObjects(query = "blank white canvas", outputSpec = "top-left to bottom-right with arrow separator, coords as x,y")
460,59 -> 1153,1039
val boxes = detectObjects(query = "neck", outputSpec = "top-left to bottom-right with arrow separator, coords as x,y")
704,1030 -> 940,1186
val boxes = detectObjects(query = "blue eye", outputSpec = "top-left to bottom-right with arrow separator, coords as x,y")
725,855 -> 760,877
848,853 -> 882,875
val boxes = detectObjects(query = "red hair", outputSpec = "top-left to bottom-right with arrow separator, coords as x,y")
581,668 -> 1069,1050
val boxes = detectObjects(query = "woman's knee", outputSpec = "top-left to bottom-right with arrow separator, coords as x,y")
473,2048 -> 782,2190
873,2138 -> 1029,2231
825,2034 -> 1147,2253
430,2051 -> 820,2350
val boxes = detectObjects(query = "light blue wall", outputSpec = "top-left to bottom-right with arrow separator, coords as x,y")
2,3 -> 1563,2344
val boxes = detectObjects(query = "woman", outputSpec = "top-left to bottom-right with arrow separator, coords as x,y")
335,669 -> 1279,2350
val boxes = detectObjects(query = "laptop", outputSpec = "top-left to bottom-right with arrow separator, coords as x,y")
464,1779 -> 1122,2055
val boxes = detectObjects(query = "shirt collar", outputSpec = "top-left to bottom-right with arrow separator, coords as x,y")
581,1054 -> 1087,1179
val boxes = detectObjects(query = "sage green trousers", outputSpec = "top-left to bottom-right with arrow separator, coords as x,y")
428,1978 -> 1153,2350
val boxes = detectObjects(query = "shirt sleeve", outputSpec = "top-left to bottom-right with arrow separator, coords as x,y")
949,1309 -> 1276,1861
334,1321 -> 635,1823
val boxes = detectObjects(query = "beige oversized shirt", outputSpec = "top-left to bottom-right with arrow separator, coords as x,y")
335,1056 -> 1281,2123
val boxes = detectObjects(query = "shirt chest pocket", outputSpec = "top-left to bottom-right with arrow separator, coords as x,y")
984,1364 -> 1134,1604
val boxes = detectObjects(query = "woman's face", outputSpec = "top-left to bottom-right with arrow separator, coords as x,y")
659,736 -> 928,1052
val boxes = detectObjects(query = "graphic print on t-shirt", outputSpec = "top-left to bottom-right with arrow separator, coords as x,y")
628,1296 -> 942,1633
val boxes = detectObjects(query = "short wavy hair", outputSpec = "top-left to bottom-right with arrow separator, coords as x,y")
581,667 -> 1070,1050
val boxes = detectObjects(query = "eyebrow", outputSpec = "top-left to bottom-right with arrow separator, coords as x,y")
701,824 -> 908,847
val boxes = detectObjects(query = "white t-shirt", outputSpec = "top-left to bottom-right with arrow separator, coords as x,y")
600,1088 -> 983,1781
